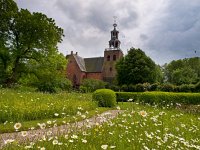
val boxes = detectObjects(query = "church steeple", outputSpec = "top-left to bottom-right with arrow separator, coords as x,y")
109,20 -> 121,49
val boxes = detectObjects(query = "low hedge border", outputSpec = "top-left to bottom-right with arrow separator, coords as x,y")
116,92 -> 200,106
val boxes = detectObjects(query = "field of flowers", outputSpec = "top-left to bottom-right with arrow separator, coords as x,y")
3,102 -> 200,150
0,89 -> 100,133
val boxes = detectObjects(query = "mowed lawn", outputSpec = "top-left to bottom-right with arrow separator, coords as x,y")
1,90 -> 200,150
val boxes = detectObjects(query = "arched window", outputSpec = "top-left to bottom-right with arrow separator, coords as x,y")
107,55 -> 110,61
113,55 -> 116,61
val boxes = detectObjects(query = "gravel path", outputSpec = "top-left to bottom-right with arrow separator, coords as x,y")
0,110 -> 124,149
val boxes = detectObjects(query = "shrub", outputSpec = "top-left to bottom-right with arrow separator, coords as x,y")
195,82 -> 200,92
128,84 -> 136,92
149,83 -> 159,91
121,84 -> 128,92
36,76 -> 72,93
116,92 -> 140,102
135,84 -> 145,92
108,84 -> 120,92
92,89 -> 116,107
159,84 -> 174,92
81,79 -> 106,93
116,91 -> 200,106
179,84 -> 194,92
139,92 -> 200,106
37,81 -> 57,93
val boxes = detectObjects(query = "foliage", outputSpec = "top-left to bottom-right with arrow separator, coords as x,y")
159,84 -> 175,92
116,92 -> 139,102
164,57 -> 200,85
31,53 -> 71,93
0,89 -> 97,124
116,91 -> 200,106
116,48 -> 163,85
80,79 -> 106,93
178,84 -> 195,92
0,0 -> 64,87
92,89 -> 116,107
195,81 -> 200,92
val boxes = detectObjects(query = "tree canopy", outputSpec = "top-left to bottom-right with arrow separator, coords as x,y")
0,0 -> 64,87
164,57 -> 200,85
116,48 -> 162,85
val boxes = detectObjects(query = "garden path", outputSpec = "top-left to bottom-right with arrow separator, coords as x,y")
0,109 -> 124,149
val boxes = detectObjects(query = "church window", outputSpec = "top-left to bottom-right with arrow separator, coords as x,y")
107,55 -> 110,61
113,55 -> 116,61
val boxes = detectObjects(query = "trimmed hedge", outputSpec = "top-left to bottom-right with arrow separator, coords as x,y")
92,89 -> 116,107
116,92 -> 140,102
116,92 -> 200,106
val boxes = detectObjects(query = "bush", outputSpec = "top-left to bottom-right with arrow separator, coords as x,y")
121,84 -> 128,92
128,84 -> 136,92
36,75 -> 72,93
116,92 -> 140,102
37,81 -> 57,93
159,84 -> 174,92
149,83 -> 160,91
107,84 -> 120,92
135,83 -> 146,92
179,84 -> 194,92
116,91 -> 200,106
81,79 -> 106,93
195,82 -> 200,92
92,89 -> 116,107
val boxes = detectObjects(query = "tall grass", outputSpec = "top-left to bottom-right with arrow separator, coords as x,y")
0,89 -> 97,123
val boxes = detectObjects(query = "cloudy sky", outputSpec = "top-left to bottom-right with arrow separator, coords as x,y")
15,0 -> 200,65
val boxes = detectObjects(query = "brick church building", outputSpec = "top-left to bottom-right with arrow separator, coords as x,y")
66,23 -> 123,87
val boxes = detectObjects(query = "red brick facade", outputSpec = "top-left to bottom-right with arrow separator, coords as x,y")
66,23 -> 123,87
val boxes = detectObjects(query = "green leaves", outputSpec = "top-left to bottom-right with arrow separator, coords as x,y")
116,48 -> 162,85
164,57 -> 200,85
0,0 -> 64,86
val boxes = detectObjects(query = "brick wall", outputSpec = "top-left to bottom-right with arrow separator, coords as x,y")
66,55 -> 86,86
86,72 -> 103,80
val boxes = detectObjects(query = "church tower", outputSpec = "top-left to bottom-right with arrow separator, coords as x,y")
102,21 -> 123,83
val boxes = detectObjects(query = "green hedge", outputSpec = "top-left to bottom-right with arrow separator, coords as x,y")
116,92 -> 140,102
116,92 -> 200,106
92,89 -> 116,107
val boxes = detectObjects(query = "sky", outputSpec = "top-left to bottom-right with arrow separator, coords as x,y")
15,0 -> 200,65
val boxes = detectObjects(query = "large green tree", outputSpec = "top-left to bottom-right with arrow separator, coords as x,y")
116,48 -> 162,85
164,57 -> 200,85
0,0 -> 64,86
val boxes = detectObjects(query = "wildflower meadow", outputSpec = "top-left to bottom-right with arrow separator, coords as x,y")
0,89 -> 200,150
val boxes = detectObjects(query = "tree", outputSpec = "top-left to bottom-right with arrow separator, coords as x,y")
116,48 -> 162,85
164,57 -> 200,85
22,52 -> 72,93
0,0 -> 64,86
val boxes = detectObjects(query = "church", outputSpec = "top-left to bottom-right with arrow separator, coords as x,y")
66,22 -> 123,87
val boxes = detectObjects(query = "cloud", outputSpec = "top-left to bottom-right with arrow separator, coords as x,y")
15,0 -> 200,65
143,0 -> 200,64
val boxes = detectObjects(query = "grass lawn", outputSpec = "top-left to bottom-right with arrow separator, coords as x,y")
3,102 -> 200,150
0,89 -> 110,133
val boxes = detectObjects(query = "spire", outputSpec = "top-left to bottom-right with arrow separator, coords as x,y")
109,16 -> 121,49
113,16 -> 117,29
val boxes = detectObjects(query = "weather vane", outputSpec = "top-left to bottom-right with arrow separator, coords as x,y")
113,16 -> 117,24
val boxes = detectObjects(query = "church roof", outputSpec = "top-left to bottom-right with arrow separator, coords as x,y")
73,55 -> 86,72
84,57 -> 104,72
72,55 -> 104,72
